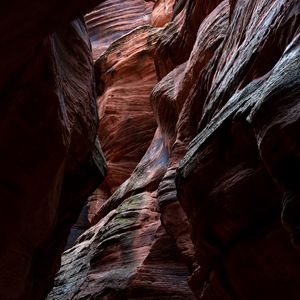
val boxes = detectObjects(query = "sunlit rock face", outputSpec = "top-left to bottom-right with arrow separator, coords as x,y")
83,0 -> 159,222
50,0 -> 300,299
85,0 -> 153,59
0,2 -> 106,299
151,0 -> 175,27
88,26 -> 159,221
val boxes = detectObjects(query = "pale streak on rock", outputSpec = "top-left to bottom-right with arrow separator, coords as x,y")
85,0 -> 153,59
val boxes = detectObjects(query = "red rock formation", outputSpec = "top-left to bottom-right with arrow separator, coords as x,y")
174,0 -> 300,298
11,0 -> 299,299
48,0 -> 197,297
151,0 -> 175,27
96,26 -> 159,194
85,0 -> 153,59
49,119 -> 196,298
83,0 -> 164,221
86,25 -> 161,222
50,191 -> 195,299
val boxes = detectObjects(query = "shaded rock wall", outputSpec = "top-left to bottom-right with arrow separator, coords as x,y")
0,2 -> 108,299
50,0 -> 300,299
174,1 -> 300,298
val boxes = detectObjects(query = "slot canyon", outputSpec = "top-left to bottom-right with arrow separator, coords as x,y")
0,0 -> 300,299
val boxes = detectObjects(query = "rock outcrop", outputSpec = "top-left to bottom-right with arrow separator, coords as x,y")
49,0 -> 196,298
85,0 -> 153,59
51,0 -> 300,299
3,0 -> 300,299
174,1 -> 300,298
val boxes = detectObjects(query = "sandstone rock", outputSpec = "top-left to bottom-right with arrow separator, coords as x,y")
87,26 -> 161,222
91,128 -> 169,225
154,0 -> 224,78
49,192 -> 195,299
49,128 -> 195,299
175,0 -> 300,298
151,0 -> 175,27
85,0 -> 153,59
96,26 -> 160,194
49,0 -> 196,296
46,0 -> 300,298
151,0 -> 230,280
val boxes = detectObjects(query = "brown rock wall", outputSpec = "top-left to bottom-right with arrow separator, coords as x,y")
47,0 -> 300,299
88,26 -> 161,221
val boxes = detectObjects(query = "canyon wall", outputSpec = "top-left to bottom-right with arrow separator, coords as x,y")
49,1 -> 196,299
49,0 -> 300,299
1,0 -> 299,299
50,0 -> 300,299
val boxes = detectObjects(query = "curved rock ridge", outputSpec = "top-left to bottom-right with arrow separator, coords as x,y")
173,0 -> 300,298
49,191 -> 195,299
0,1 -> 107,298
85,0 -> 153,59
49,0 -> 197,296
150,0 -> 300,298
91,128 -> 169,225
150,0 -> 230,282
151,0 -> 175,27
49,126 -> 196,299
87,26 -> 161,222
154,0 -> 224,78
199,0 -> 300,127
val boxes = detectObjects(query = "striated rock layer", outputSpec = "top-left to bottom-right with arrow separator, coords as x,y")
85,0 -> 153,59
50,0 -> 300,299
91,26 -> 159,214
49,0 -> 196,296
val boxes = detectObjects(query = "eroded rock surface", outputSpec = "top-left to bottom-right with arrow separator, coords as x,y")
174,0 -> 300,299
85,0 -> 153,59
50,0 -> 300,299
49,0 -> 195,298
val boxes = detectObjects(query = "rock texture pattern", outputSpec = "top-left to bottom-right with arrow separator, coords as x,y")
49,0 -> 196,298
0,2 -> 107,300
49,0 -> 300,299
85,0 -> 153,59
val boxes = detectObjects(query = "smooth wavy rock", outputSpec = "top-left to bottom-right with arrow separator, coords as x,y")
150,0 -> 230,283
49,128 -> 195,299
87,26 -> 161,221
151,0 -> 175,27
47,0 -> 300,299
49,191 -> 195,299
85,0 -> 153,59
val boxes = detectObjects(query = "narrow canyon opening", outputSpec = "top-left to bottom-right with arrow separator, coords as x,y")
1,0 -> 300,300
